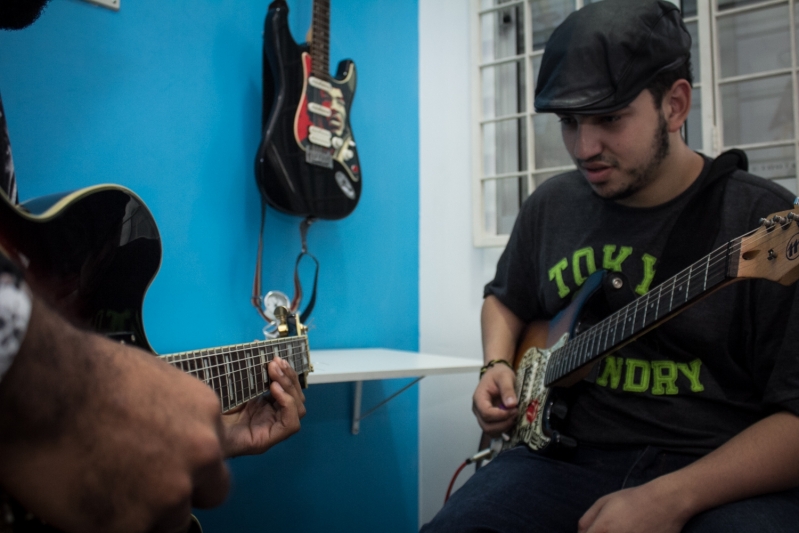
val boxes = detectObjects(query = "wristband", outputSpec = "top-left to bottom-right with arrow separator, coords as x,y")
0,272 -> 31,383
480,359 -> 513,378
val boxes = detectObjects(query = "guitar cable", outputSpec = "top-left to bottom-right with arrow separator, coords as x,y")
444,447 -> 496,503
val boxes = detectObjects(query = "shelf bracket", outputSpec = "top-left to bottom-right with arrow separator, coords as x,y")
351,377 -> 423,435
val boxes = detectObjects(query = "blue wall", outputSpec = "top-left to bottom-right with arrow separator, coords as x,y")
0,0 -> 419,531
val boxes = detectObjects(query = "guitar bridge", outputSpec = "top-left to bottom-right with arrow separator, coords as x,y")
306,144 -> 333,169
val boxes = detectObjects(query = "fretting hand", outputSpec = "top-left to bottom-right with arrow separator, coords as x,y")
221,357 -> 306,457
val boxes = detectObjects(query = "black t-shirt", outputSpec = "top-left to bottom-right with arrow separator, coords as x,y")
485,160 -> 799,455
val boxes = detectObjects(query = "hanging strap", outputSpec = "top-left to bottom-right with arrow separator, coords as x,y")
652,149 -> 748,286
252,199 -> 270,323
252,204 -> 319,324
291,217 -> 319,323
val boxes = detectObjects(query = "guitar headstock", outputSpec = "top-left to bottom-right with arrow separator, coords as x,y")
736,206 -> 799,285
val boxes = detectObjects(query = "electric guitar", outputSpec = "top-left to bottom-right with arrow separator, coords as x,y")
0,184 -> 313,532
508,206 -> 799,453
256,0 -> 362,220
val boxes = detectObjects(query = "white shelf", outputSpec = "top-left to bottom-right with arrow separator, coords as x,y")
303,348 -> 481,434
306,348 -> 481,384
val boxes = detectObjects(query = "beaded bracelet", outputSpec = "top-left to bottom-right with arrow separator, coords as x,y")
479,359 -> 513,378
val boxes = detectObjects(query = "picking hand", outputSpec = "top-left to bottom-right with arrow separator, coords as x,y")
0,298 -> 231,533
222,357 -> 306,457
472,363 -> 518,436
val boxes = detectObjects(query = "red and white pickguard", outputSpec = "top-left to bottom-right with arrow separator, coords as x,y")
506,346 -> 554,451
293,52 -> 360,182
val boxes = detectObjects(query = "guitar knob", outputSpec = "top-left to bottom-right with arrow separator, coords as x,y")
332,136 -> 344,149
549,399 -> 569,420
343,149 -> 354,161
551,431 -> 577,449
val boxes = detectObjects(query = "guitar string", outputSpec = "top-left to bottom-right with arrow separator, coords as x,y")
551,244 -> 727,375
547,218 -> 788,379
172,346 -> 308,390
170,348 -> 308,382
161,339 -> 308,372
167,346 -> 308,402
551,243 -> 732,379
552,226 -> 770,379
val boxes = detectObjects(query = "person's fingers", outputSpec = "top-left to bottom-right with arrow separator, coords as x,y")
494,368 -> 518,408
268,381 -> 301,435
268,359 -> 306,418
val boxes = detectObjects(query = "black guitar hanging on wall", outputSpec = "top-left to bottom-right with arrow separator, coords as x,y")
256,0 -> 362,220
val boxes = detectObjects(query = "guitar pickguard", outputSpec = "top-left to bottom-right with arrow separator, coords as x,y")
293,53 -> 361,184
506,346 -> 553,451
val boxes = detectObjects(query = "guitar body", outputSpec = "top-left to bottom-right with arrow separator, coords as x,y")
256,0 -> 361,220
507,270 -> 630,454
0,187 -> 206,533
0,185 -> 160,351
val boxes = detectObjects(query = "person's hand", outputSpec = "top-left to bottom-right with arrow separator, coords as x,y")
472,363 -> 518,436
0,299 -> 231,533
578,480 -> 690,533
222,357 -> 306,457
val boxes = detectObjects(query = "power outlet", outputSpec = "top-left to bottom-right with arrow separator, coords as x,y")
83,0 -> 120,11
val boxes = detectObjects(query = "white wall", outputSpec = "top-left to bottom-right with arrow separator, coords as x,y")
418,0 -> 504,526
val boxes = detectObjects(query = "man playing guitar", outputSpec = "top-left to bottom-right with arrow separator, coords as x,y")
0,2 -> 307,532
423,0 -> 799,531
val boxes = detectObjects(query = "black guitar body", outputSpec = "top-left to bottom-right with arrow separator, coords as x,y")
0,186 -> 160,352
256,0 -> 362,220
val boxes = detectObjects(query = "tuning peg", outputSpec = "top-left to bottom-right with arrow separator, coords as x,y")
275,306 -> 290,337
759,217 -> 776,229
774,216 -> 788,226
788,212 -> 799,226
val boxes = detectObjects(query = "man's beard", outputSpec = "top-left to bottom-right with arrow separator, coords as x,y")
0,0 -> 51,30
602,112 -> 671,202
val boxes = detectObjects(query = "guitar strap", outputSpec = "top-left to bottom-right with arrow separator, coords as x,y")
252,200 -> 319,326
651,149 -> 748,286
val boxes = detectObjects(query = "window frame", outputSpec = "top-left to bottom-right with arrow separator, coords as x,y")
471,0 -> 799,247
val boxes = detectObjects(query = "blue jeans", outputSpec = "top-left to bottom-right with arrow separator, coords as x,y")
420,445 -> 799,532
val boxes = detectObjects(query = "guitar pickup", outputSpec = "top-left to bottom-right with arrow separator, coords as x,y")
308,126 -> 332,148
308,76 -> 333,91
308,102 -> 332,118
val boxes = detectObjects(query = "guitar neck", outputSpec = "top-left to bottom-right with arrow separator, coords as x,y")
310,0 -> 331,79
545,238 -> 741,385
161,336 -> 310,412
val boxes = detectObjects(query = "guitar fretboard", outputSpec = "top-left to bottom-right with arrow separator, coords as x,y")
311,0 -> 331,79
161,336 -> 310,412
544,237 -> 741,386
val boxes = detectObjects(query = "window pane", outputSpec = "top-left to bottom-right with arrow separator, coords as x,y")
481,61 -> 527,119
481,5 -> 525,62
481,0 -> 522,8
721,75 -> 794,146
718,5 -> 791,79
686,20 -> 701,81
533,169 -> 564,187
718,0 -> 765,11
533,114 -> 572,168
483,176 -> 530,235
531,0 -> 575,52
532,54 -> 543,91
746,145 -> 796,181
483,118 -> 529,175
682,0 -> 697,18
686,88 -> 703,151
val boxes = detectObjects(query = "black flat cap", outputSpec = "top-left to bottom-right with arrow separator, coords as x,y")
534,0 -> 691,115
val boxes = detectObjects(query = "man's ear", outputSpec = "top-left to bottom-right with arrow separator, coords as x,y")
663,79 -> 693,133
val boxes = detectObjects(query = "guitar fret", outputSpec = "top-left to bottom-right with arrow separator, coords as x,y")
549,242 -> 740,386
160,336 -> 309,412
